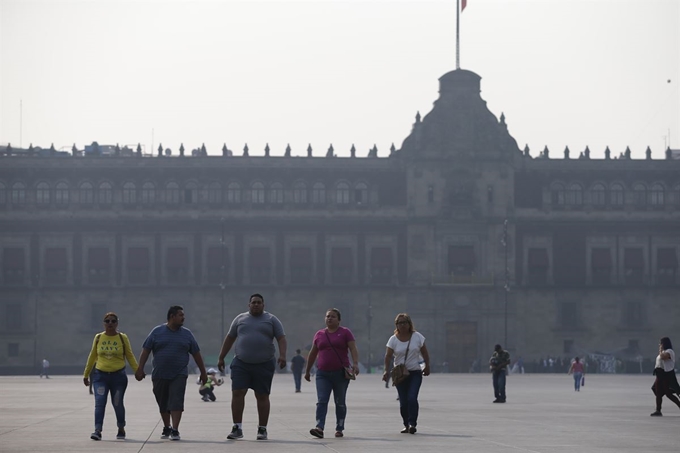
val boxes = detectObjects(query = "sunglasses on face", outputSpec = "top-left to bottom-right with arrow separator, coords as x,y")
104,319 -> 118,324
396,321 -> 408,325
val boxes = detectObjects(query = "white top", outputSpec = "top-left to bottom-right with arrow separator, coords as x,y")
655,348 -> 675,372
387,331 -> 426,372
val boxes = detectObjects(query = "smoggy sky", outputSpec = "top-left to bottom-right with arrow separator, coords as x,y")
1,0 -> 678,159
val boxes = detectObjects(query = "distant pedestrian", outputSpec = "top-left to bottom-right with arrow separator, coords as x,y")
135,305 -> 208,441
567,357 -> 585,391
198,368 -> 224,402
40,358 -> 50,378
218,293 -> 287,441
83,312 -> 139,441
489,344 -> 510,403
291,349 -> 306,393
650,336 -> 680,416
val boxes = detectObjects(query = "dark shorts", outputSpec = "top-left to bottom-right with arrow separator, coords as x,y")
230,357 -> 276,395
152,375 -> 187,413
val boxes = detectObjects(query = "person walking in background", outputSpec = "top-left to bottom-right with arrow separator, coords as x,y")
218,294 -> 287,441
83,312 -> 139,441
291,349 -> 306,393
650,336 -> 680,416
382,313 -> 430,434
489,344 -> 510,403
135,305 -> 208,441
567,357 -> 585,391
305,308 -> 360,439
40,357 -> 50,378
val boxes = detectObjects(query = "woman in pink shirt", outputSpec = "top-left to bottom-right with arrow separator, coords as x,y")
305,309 -> 360,439
567,357 -> 585,391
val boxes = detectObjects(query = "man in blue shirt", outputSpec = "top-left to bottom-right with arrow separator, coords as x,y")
136,305 -> 207,441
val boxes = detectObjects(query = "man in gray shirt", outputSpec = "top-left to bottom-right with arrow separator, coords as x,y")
218,294 -> 287,441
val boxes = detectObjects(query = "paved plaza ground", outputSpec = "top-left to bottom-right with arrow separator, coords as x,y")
0,373 -> 678,452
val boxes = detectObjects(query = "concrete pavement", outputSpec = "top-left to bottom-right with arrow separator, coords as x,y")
0,373 -> 677,452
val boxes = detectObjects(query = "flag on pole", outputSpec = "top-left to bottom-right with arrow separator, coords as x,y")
462,0 -> 467,11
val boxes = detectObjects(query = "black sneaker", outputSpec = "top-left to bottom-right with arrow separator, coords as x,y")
116,428 -> 126,439
160,426 -> 172,439
256,427 -> 268,440
227,425 -> 243,439
170,429 -> 181,441
650,411 -> 663,416
90,430 -> 102,441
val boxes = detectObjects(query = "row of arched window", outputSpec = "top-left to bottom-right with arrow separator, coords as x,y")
0,180 -> 372,206
550,182 -> 680,207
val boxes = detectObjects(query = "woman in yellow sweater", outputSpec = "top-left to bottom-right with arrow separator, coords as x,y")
83,312 -> 139,441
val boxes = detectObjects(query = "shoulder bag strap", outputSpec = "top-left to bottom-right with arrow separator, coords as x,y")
324,330 -> 346,367
402,336 -> 412,366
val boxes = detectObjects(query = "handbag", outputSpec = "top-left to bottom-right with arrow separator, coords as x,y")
390,336 -> 412,386
581,376 -> 585,386
325,330 -> 356,380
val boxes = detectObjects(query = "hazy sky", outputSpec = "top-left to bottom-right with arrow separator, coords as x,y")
1,0 -> 678,159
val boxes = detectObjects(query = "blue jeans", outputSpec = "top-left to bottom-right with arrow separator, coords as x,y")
315,369 -> 350,431
92,369 -> 128,431
293,370 -> 302,391
492,370 -> 507,401
395,370 -> 423,427
573,372 -> 582,391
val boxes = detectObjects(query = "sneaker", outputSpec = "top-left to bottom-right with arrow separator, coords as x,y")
116,428 -> 126,439
650,411 -> 663,416
310,427 -> 324,438
227,425 -> 243,440
160,426 -> 172,439
256,427 -> 268,440
408,425 -> 417,434
90,430 -> 102,441
170,429 -> 180,441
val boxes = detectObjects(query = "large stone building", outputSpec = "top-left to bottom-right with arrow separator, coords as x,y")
1,69 -> 679,374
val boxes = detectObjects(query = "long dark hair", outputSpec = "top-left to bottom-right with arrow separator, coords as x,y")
660,337 -> 673,350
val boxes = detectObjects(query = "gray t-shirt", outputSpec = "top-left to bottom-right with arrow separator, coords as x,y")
227,311 -> 285,364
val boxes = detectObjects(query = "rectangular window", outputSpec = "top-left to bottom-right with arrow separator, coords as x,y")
370,247 -> 393,284
622,302 -> 645,328
6,303 -> 22,331
127,247 -> 150,284
656,247 -> 678,286
527,248 -> 549,285
206,246 -> 229,285
623,248 -> 645,286
8,343 -> 19,357
249,247 -> 272,284
87,247 -> 110,285
3,247 -> 26,285
44,247 -> 68,285
591,247 -> 612,285
290,247 -> 313,284
166,247 -> 189,284
330,247 -> 353,284
558,302 -> 579,329
447,245 -> 475,277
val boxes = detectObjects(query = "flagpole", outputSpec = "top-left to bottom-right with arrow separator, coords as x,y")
456,0 -> 460,69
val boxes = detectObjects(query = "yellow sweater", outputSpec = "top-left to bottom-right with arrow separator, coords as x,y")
83,332 -> 139,377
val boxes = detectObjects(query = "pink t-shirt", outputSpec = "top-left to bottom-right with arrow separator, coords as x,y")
572,362 -> 584,373
313,326 -> 355,371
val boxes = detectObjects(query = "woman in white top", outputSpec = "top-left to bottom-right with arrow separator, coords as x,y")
650,336 -> 680,416
382,313 -> 430,434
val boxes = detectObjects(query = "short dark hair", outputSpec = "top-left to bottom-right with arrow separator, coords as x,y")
167,305 -> 184,320
494,344 -> 502,351
250,293 -> 264,303
660,337 -> 673,350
